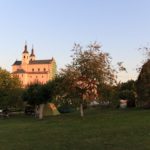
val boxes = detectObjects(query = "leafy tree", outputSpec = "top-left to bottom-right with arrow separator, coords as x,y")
0,68 -> 23,109
23,82 -> 52,119
136,60 -> 150,107
47,74 -> 78,112
57,42 -> 117,117
136,46 -> 150,107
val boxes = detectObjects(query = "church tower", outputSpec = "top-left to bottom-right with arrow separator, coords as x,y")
22,43 -> 29,64
30,46 -> 36,61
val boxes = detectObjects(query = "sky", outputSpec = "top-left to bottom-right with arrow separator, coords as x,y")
0,0 -> 150,82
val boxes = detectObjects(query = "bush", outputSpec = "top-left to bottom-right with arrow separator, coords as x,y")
119,90 -> 136,107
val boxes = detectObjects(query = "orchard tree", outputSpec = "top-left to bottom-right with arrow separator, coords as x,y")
59,42 -> 117,117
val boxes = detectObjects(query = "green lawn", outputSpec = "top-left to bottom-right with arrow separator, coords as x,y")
0,108 -> 150,150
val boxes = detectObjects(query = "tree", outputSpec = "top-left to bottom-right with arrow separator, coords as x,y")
23,82 -> 52,119
58,42 -> 117,117
137,46 -> 150,72
0,68 -> 23,109
136,46 -> 150,107
136,60 -> 150,107
99,84 -> 119,107
118,80 -> 136,107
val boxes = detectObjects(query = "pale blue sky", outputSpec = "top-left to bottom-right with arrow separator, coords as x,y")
0,0 -> 150,82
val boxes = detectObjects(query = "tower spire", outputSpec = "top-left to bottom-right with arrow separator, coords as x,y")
30,44 -> 36,61
30,45 -> 35,56
23,41 -> 28,53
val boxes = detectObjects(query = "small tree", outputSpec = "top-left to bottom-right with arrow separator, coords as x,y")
23,82 -> 52,119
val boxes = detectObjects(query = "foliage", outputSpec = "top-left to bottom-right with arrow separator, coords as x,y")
0,68 -> 23,108
99,85 -> 119,107
119,90 -> 135,107
119,80 -> 136,91
136,60 -> 150,107
54,42 -> 118,116
62,43 -> 116,96
22,82 -> 53,119
137,45 -> 150,72
71,42 -> 116,85
138,46 -> 150,63
49,42 -> 126,115
23,83 -> 51,106
118,80 -> 136,107
46,75 -> 75,107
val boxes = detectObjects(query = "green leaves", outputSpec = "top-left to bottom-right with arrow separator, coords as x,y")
0,68 -> 22,108
23,82 -> 53,106
137,60 -> 150,104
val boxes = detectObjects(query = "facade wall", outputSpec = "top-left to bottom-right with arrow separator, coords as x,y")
12,65 -> 21,72
28,64 -> 50,73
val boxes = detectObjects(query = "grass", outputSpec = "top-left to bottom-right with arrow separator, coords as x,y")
0,108 -> 150,150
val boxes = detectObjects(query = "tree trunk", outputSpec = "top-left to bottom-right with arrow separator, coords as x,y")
35,105 -> 39,118
80,103 -> 84,117
38,104 -> 44,119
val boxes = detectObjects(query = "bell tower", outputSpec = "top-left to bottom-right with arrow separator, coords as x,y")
22,43 -> 29,64
30,45 -> 36,61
